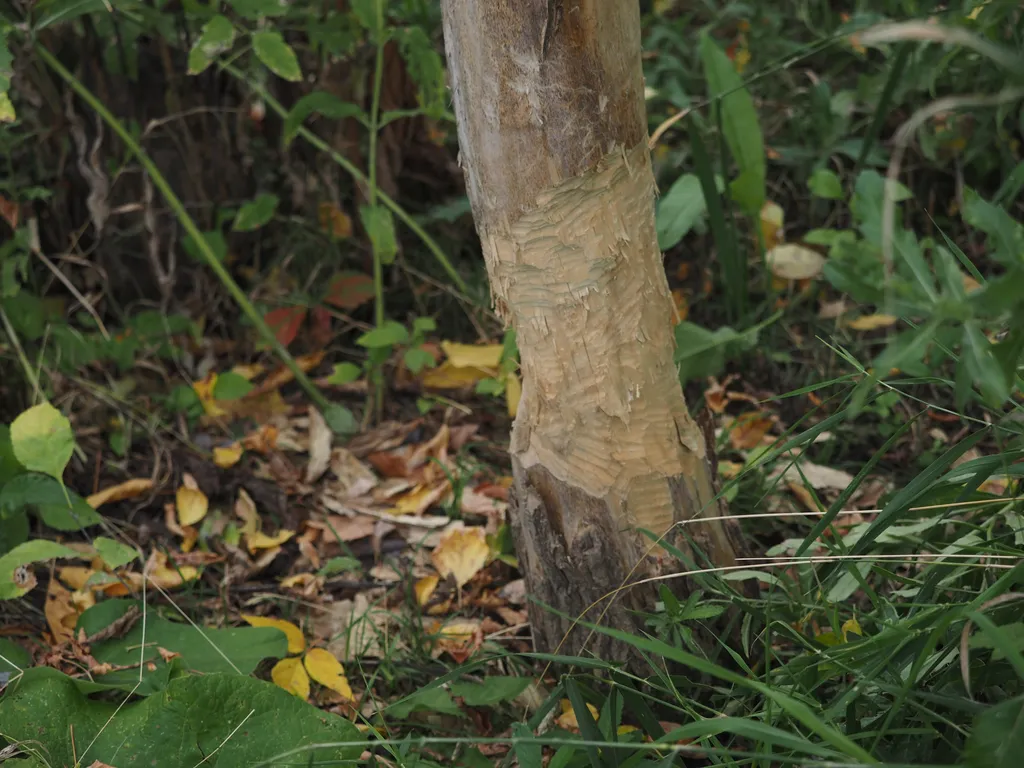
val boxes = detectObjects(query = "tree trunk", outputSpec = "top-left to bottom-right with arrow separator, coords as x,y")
441,0 -> 749,664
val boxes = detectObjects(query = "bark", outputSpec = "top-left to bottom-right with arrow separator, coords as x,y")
441,0 -> 749,665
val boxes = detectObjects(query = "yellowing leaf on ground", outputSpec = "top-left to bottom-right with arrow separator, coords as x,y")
555,698 -> 601,732
760,201 -> 785,251
175,486 -> 208,527
87,478 -> 154,508
392,482 -> 450,516
431,526 -> 489,587
303,648 -> 354,700
192,372 -> 228,417
213,442 -> 244,468
415,574 -> 440,606
318,201 -> 353,240
506,371 -> 522,418
246,528 -> 294,554
441,341 -> 503,369
421,361 -> 491,390
847,313 -> 898,331
241,614 -> 306,654
45,574 -> 79,645
766,243 -> 825,280
146,551 -> 199,590
234,489 -> 260,536
728,413 -> 774,450
271,656 -> 310,699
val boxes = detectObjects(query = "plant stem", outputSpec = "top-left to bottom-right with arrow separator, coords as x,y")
35,44 -> 335,417
367,0 -> 387,422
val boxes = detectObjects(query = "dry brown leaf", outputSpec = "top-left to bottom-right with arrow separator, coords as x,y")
431,527 -> 489,587
145,551 -> 199,589
728,413 -> 774,450
86,478 -> 154,508
787,481 -> 823,513
392,482 -> 450,516
429,618 -> 483,663
318,590 -> 397,660
329,448 -> 378,497
305,406 -> 333,483
315,514 -> 379,543
45,575 -> 79,645
235,488 -> 260,536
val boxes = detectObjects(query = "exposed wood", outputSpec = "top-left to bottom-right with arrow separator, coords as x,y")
441,0 -> 750,663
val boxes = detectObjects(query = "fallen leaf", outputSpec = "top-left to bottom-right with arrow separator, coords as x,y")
303,647 -> 354,700
431,527 -> 489,587
316,513 -> 379,543
265,306 -> 307,348
431,619 -> 483,663
505,371 -> 522,418
760,201 -> 785,251
318,202 -> 353,240
281,572 -> 324,597
728,413 -> 774,450
787,481 -> 822,513
145,551 -> 199,589
318,591 -> 397,660
305,406 -> 333,483
818,299 -> 848,320
415,574 -> 439,606
242,424 -> 279,453
330,448 -> 378,497
441,341 -> 503,369
766,243 -> 825,280
555,699 -> 601,732
247,529 -> 295,554
846,313 -> 898,331
45,575 -> 79,645
775,461 -> 854,490
213,442 -> 244,468
325,272 -> 375,310
175,486 -> 208,527
86,478 -> 154,508
459,486 -> 508,521
392,482 -> 450,516
193,372 -> 228,417
241,614 -> 306,654
235,488 -> 260,536
272,656 -> 310,699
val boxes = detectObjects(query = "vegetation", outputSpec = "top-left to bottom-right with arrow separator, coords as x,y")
1,1 -> 1022,766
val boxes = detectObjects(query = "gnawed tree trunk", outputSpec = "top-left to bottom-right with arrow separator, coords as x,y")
441,0 -> 749,664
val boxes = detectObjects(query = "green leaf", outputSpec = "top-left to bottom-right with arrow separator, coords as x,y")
323,404 -> 358,436
808,168 -> 843,199
182,229 -> 228,263
187,15 -> 235,75
33,0 -> 110,30
0,424 -> 25,486
450,677 -> 531,707
213,371 -> 255,400
94,536 -> 138,570
233,193 -> 279,231
0,667 -> 362,767
0,637 -> 31,675
656,174 -> 708,250
403,346 -> 436,374
252,30 -> 302,82
394,26 -> 446,119
327,362 -> 363,384
965,695 -> 1024,768
283,92 -> 368,146
357,321 -> 408,349
78,600 -> 288,694
0,539 -> 79,599
359,205 -> 398,264
674,321 -> 756,383
388,685 -> 462,719
318,556 -> 362,576
962,187 -> 1024,267
963,321 -> 1011,407
699,32 -> 765,215
10,402 -> 75,481
0,473 -> 102,532
0,509 -> 29,556
228,0 -> 289,20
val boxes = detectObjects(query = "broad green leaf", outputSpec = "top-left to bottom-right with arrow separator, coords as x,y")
33,0 -> 109,30
0,637 -> 31,675
94,536 -> 137,570
357,321 -> 408,349
964,695 -> 1024,768
187,15 -> 235,75
182,229 -> 228,263
403,346 -> 435,374
10,402 -> 74,481
674,321 -> 756,383
656,174 -> 707,250
963,321 -> 1011,407
213,371 -> 255,400
0,539 -> 79,599
809,168 -> 843,199
79,600 -> 288,694
962,187 -> 1024,267
323,403 -> 358,436
252,30 -> 301,82
283,92 -> 368,146
394,26 -> 446,119
228,0 -> 288,20
233,193 -> 279,231
0,425 -> 25,485
0,473 -> 101,532
0,509 -> 29,557
327,362 -> 363,384
387,685 -> 462,719
359,205 -> 398,264
699,32 -> 765,215
450,677 -> 531,707
0,667 -> 362,767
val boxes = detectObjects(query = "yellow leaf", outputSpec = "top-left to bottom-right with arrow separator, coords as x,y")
87,478 -> 154,508
421,361 -> 492,390
618,725 -> 639,736
303,647 -> 354,700
213,442 -> 244,468
431,527 -> 489,587
241,614 -> 306,654
505,371 -> 522,418
192,373 -> 228,417
415,574 -> 439,606
175,486 -> 208,527
441,341 -> 503,369
271,656 -> 310,699
246,529 -> 294,554
841,617 -> 863,641
146,551 -> 199,589
760,201 -> 785,250
230,363 -> 265,380
846,314 -> 898,331
555,698 -> 600,731
766,243 -> 825,280
235,489 -> 260,536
